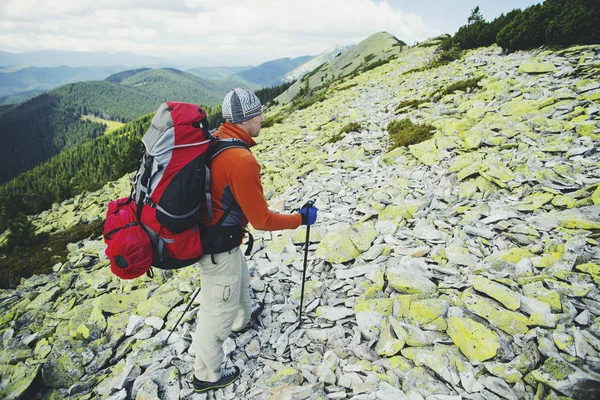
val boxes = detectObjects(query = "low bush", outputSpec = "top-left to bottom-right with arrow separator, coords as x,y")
387,119 -> 436,152
339,122 -> 362,134
431,76 -> 483,102
336,82 -> 358,91
395,98 -> 428,112
262,113 -> 284,128
327,133 -> 345,144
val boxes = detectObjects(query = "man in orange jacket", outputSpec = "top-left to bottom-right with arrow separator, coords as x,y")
192,88 -> 318,393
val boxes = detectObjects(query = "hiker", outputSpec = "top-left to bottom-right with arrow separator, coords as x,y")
191,88 -> 318,393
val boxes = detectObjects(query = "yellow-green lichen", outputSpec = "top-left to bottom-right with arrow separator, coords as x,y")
447,316 -> 499,364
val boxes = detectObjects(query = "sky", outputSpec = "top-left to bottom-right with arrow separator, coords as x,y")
0,0 -> 543,66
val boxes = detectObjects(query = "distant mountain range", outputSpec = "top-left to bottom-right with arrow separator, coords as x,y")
0,68 -> 245,183
0,65 -> 125,104
0,50 -> 167,68
232,56 -> 312,87
187,66 -> 253,81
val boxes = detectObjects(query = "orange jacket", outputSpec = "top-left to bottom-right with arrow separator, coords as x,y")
201,122 -> 302,231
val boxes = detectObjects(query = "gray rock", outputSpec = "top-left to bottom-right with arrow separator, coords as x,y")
136,379 -> 160,400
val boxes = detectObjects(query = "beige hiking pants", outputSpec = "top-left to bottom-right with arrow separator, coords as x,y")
193,246 -> 252,382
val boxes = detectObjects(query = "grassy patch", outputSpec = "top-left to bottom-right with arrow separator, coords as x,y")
395,98 -> 428,112
262,113 -> 284,128
336,82 -> 358,91
431,76 -> 483,102
292,90 -> 328,110
404,45 -> 464,75
326,122 -> 363,144
0,220 -> 105,289
339,122 -> 362,134
387,119 -> 436,152
360,56 -> 395,74
327,133 -> 345,144
81,115 -> 125,134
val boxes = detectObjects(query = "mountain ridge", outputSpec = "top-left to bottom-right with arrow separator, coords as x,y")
276,31 -> 406,104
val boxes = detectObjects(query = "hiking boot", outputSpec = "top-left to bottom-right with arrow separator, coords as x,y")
232,302 -> 264,333
192,366 -> 240,393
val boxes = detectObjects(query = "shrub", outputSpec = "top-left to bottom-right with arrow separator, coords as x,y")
339,122 -> 361,134
404,44 -> 463,74
262,113 -> 284,128
361,57 -> 394,73
431,76 -> 483,102
395,99 -> 428,112
327,133 -> 345,144
336,82 -> 358,91
387,119 -> 436,152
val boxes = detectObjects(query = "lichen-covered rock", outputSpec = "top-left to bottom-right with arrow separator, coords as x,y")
472,276 -> 520,311
462,292 -> 530,335
386,265 -> 437,296
349,221 -> 378,252
0,364 -> 40,400
355,298 -> 394,340
401,344 -> 465,386
519,60 -> 557,74
265,366 -> 301,387
531,356 -> 600,398
315,230 -> 361,263
42,340 -> 87,388
407,298 -> 449,325
447,317 -> 499,364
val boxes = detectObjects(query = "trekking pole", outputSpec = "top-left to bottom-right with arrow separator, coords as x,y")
298,200 -> 314,326
164,286 -> 201,344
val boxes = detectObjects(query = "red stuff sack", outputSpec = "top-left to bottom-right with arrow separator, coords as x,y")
103,198 -> 152,279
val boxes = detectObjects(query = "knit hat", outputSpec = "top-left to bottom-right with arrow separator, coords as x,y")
222,88 -> 262,124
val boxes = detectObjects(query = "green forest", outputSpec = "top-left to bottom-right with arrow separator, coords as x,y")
449,0 -> 599,51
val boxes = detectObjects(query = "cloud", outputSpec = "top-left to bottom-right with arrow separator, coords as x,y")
0,0 -> 440,65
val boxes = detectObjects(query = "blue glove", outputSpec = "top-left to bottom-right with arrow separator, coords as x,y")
299,204 -> 318,226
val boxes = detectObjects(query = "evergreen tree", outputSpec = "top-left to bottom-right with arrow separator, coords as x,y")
468,6 -> 484,25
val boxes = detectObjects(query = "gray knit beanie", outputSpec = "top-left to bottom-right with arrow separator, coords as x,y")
222,88 -> 262,124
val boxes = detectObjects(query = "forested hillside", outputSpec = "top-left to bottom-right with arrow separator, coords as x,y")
445,0 -> 600,51
0,93 -> 108,184
0,68 -> 245,184
0,115 -> 152,225
104,68 -> 151,83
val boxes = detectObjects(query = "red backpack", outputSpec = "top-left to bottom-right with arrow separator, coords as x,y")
103,102 -> 248,279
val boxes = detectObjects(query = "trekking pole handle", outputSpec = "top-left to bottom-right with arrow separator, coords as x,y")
301,200 -> 315,210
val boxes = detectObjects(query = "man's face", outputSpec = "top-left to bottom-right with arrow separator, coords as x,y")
244,114 -> 264,138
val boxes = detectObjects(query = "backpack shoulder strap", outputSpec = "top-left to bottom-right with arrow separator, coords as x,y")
208,138 -> 250,164
202,138 -> 251,221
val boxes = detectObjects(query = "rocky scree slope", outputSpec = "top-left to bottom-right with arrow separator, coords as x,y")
1,43 -> 600,400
